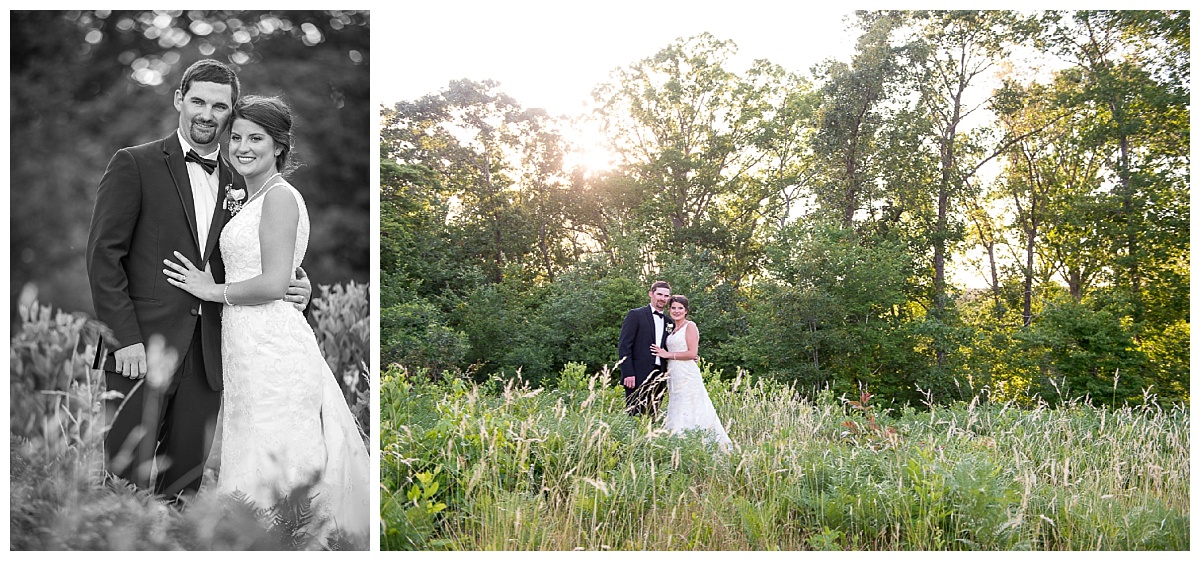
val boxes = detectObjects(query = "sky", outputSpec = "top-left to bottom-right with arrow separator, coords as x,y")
376,1 -> 860,116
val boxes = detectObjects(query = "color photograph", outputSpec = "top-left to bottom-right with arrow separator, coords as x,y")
378,4 -> 1189,550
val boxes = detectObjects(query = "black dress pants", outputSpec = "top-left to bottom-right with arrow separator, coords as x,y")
104,323 -> 221,499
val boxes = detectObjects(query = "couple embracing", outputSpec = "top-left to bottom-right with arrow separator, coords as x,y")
618,281 -> 732,450
86,59 -> 368,544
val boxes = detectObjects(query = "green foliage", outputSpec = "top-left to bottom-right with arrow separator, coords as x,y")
381,79 -> 576,287
455,269 -> 550,383
656,248 -> 749,376
379,11 -> 1187,406
430,264 -> 644,385
380,295 -> 469,380
380,364 -> 1189,550
1019,298 -> 1149,406
554,361 -> 592,394
527,269 -> 649,380
380,468 -> 450,550
1137,319 -> 1190,403
731,221 -> 943,405
591,33 -> 811,283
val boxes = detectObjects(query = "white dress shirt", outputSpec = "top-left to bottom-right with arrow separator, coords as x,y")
177,130 -> 220,253
652,307 -> 664,365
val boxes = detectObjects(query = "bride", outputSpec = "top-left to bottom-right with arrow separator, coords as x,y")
163,95 -> 369,545
651,295 -> 732,451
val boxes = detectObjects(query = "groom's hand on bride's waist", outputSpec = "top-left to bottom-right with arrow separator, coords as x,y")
114,343 -> 147,379
285,267 -> 312,311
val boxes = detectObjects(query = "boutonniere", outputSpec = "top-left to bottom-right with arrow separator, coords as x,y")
224,183 -> 246,215
665,322 -> 675,335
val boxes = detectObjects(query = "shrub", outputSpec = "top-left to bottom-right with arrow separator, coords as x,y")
309,281 -> 371,434
10,284 -> 371,551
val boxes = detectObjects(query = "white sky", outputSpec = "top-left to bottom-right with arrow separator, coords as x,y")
376,1 -> 860,115
374,1 -> 1181,114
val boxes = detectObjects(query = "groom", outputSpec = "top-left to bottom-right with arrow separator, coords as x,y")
87,59 -> 308,500
618,280 -> 674,416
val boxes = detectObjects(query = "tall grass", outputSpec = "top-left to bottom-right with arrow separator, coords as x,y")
380,361 -> 1189,550
9,287 -> 371,551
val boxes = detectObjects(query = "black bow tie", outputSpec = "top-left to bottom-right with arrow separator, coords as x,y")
653,310 -> 664,317
185,149 -> 217,174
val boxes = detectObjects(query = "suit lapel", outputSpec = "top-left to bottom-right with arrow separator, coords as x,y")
644,306 -> 655,340
164,135 -> 202,254
202,157 -> 232,264
647,306 -> 668,349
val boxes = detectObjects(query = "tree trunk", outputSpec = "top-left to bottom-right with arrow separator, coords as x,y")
1023,221 -> 1036,327
1116,133 -> 1142,326
986,240 -> 1003,319
538,209 -> 554,282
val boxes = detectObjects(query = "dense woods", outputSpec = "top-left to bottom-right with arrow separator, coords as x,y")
381,10 -> 1189,408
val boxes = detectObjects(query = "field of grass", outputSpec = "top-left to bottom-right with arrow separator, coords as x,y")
380,362 -> 1189,550
9,286 -> 371,551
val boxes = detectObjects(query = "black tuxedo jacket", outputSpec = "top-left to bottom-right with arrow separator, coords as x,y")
86,133 -> 242,392
617,305 -> 674,386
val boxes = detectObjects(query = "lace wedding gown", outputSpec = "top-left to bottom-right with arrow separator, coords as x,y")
662,323 -> 732,450
213,180 -> 370,543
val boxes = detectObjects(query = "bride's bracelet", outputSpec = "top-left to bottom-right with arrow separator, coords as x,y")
223,284 -> 232,306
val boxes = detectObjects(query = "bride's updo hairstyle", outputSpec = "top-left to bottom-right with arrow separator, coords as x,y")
232,95 -> 298,175
668,295 -> 690,314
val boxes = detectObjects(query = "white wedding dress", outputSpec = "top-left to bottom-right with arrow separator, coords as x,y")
212,180 -> 370,544
662,322 -> 732,450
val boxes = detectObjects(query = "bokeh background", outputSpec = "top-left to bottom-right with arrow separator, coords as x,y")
8,10 -> 370,326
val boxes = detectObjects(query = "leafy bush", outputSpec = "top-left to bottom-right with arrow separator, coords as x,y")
309,280 -> 371,433
380,297 -> 469,380
10,286 -> 370,551
1020,298 -> 1149,406
9,301 -> 109,455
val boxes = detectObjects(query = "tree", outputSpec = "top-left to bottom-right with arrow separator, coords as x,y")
810,11 -> 905,231
734,219 -> 920,403
910,11 -> 1009,314
382,80 -> 581,286
591,33 -> 811,285
507,109 -> 575,282
1037,10 -> 1190,332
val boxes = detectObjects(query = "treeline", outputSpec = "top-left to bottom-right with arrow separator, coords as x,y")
380,10 -> 1189,407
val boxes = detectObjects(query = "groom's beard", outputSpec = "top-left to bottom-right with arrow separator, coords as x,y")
187,117 -> 219,145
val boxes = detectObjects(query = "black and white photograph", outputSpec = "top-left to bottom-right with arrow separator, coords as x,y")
8,10 -> 371,550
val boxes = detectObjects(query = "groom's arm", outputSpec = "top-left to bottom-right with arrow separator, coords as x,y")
86,148 -> 144,351
86,149 -> 147,378
617,310 -> 637,385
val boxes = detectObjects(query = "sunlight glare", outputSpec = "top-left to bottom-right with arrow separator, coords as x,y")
564,120 -> 617,176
